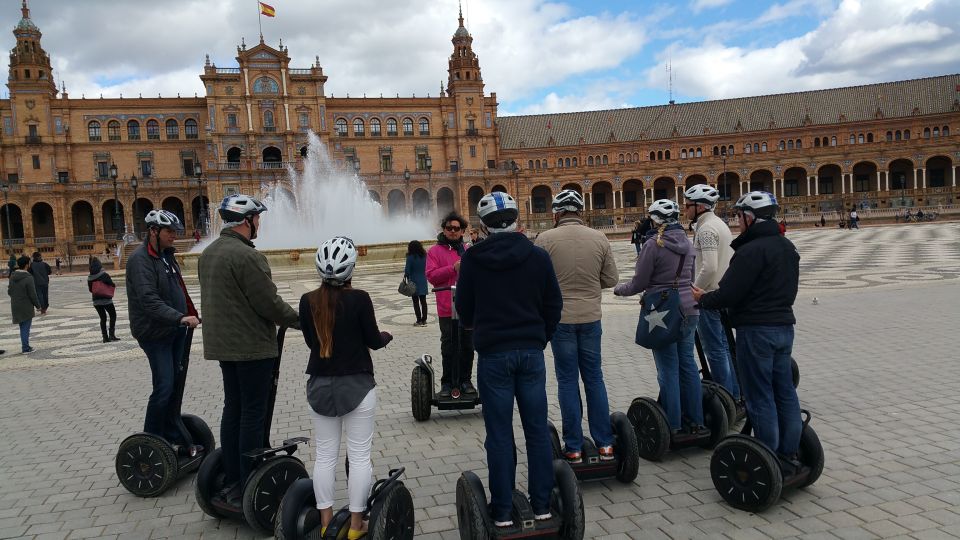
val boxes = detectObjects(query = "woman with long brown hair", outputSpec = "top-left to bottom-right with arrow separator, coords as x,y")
298,236 -> 392,539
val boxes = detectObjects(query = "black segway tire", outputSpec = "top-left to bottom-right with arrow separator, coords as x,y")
367,480 -> 415,540
791,357 -> 800,389
181,414 -> 216,456
547,421 -> 563,460
627,397 -> 670,461
553,460 -> 585,540
797,424 -> 825,488
699,392 -> 729,450
116,433 -> 179,497
194,447 -> 227,519
702,381 -> 738,431
456,471 -> 490,540
242,456 -> 309,535
411,366 -> 432,421
610,412 -> 639,483
275,477 -> 319,540
711,434 -> 783,512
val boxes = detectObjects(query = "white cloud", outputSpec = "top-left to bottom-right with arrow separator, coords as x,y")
691,0 -> 734,14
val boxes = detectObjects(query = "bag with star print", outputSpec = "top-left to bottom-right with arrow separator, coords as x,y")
634,255 -> 686,349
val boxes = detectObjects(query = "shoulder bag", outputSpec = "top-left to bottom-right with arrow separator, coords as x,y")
634,254 -> 686,350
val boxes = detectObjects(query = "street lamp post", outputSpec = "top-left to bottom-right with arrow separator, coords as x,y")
193,163 -> 206,235
1,183 -> 11,253
130,174 -> 139,238
425,156 -> 433,214
721,155 -> 729,217
109,162 -> 121,240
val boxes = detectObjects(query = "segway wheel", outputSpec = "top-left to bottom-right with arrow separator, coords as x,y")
194,448 -> 227,519
791,357 -> 800,389
456,471 -> 490,540
242,456 -> 309,535
181,414 -> 216,459
702,381 -> 738,431
274,478 -> 319,540
627,397 -> 670,461
547,421 -> 563,460
410,365 -> 432,421
610,412 -> 639,483
368,480 -> 415,540
699,392 -> 729,450
553,460 -> 585,540
115,433 -> 179,497
711,434 -> 783,512
797,424 -> 825,488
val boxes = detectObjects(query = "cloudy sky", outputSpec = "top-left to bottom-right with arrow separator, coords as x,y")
3,0 -> 958,115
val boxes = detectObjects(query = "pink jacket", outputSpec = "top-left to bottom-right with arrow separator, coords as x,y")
426,242 -> 464,317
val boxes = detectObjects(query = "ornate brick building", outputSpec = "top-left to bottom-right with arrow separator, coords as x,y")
1,1 -> 958,258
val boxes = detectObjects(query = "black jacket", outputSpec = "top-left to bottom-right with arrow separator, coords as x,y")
455,232 -> 563,355
299,288 -> 389,377
699,219 -> 799,327
126,241 -> 191,342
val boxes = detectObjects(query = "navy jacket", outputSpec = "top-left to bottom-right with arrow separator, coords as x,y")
699,219 -> 799,327
455,232 -> 562,355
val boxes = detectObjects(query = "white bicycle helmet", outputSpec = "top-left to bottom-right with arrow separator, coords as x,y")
551,189 -> 584,213
316,236 -> 357,284
144,209 -> 184,232
218,194 -> 267,226
734,191 -> 778,219
683,184 -> 720,208
648,199 -> 680,224
477,192 -> 519,231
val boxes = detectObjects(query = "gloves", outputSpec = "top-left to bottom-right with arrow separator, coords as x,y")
380,331 -> 393,346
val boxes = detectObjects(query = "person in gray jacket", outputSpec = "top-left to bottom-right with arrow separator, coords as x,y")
126,210 -> 201,450
9,255 -> 40,353
29,252 -> 51,314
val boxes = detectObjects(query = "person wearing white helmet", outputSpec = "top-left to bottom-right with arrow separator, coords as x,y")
692,191 -> 803,470
299,236 -> 393,537
456,191 -> 563,528
683,184 -> 740,401
535,189 -> 619,463
198,194 -> 300,512
615,199 -> 707,441
126,209 -> 202,453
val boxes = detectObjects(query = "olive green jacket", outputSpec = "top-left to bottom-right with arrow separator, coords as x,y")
198,229 -> 299,361
8,270 -> 40,324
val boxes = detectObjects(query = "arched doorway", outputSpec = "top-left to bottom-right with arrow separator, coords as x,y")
561,183 -> 582,194
0,203 -> 24,244
71,201 -> 95,239
622,179 -> 643,209
926,156 -> 952,188
652,177 -> 674,201
102,200 -> 126,238
467,186 -> 484,216
783,167 -> 807,199
262,146 -> 282,167
412,189 -> 430,217
531,185 -> 551,214
749,169 -> 773,193
227,146 -> 242,166
491,184 -> 508,193
817,164 -> 842,210
591,181 -> 613,210
436,188 -> 454,217
368,190 -> 381,204
31,202 -> 56,240
387,189 -> 406,217
133,198 -> 154,236
162,197 -> 185,224
684,174 -> 708,190
190,195 -> 211,232
715,172 -> 740,211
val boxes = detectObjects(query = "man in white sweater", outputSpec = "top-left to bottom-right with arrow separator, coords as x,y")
684,185 -> 740,399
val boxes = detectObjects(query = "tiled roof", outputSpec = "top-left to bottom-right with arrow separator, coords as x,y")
498,75 -> 960,150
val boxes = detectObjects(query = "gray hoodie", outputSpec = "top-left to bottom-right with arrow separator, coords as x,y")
614,224 -> 698,315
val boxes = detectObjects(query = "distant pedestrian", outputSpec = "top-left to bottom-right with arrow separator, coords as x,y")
468,228 -> 483,246
55,256 -> 62,276
849,209 -> 859,230
778,219 -> 787,235
820,214 -> 826,228
7,253 -> 16,278
29,252 -> 52,314
88,257 -> 120,343
404,240 -> 429,326
8,255 -> 39,353
193,229 -> 201,244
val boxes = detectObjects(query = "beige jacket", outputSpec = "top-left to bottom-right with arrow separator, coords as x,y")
534,217 -> 618,324
692,211 -> 734,292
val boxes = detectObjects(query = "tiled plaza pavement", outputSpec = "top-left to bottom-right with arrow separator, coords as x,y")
1,222 -> 959,539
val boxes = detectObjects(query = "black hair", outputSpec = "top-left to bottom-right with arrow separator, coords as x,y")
407,240 -> 426,257
17,255 -> 30,269
440,211 -> 467,230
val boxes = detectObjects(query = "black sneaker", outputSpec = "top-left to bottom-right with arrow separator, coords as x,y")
211,482 -> 242,513
438,384 -> 452,398
460,381 -> 477,394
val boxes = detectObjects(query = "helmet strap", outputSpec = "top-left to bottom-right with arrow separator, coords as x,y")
245,215 -> 258,239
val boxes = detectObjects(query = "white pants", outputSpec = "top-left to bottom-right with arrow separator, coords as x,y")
309,389 -> 376,512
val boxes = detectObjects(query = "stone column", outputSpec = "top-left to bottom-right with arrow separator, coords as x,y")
814,175 -> 819,195
586,192 -> 593,211
913,168 -> 919,189
884,171 -> 889,192
953,166 -> 957,187
920,168 -> 926,189
615,190 -> 622,209
806,176 -> 811,196
841,174 -> 846,194
876,170 -> 882,192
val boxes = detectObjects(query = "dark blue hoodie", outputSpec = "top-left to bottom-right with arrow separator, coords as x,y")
455,232 -> 563,355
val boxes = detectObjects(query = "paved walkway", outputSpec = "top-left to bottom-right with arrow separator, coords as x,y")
1,222 -> 959,539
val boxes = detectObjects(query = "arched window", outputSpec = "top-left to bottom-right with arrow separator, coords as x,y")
695,148 -> 701,158
625,153 -> 632,163
745,144 -> 752,154
944,126 -> 950,136
87,121 -> 101,141
353,118 -> 364,136
572,157 -> 578,166
588,156 -> 594,166
558,158 -> 563,168
165,119 -> 179,139
146,119 -> 160,140
664,150 -> 670,160
253,77 -> 279,94
796,139 -> 802,149
263,111 -> 275,131
335,118 -> 347,136
761,142 -> 767,152
932,127 -> 939,137
753,143 -> 759,153
185,118 -> 198,139
814,138 -> 821,147
528,160 -> 534,169
107,120 -> 121,141
821,137 -> 828,146
778,140 -> 785,151
858,133 -> 864,143
886,131 -> 893,141
830,136 -> 837,146
849,134 -> 856,144
904,130 -> 910,139
418,117 -> 429,135
681,150 -> 687,159
634,152 -> 640,161
657,151 -> 663,160
866,133 -> 873,143
386,118 -> 398,136
923,127 -> 931,138
618,153 -> 624,164
370,118 -> 381,136
787,140 -> 793,150
565,158 -> 571,167
602,155 -> 608,165
402,118 -> 414,136
650,151 -> 657,160
127,120 -> 140,140
895,130 -> 902,141
535,160 -> 540,169
728,145 -> 734,155
712,146 -> 719,156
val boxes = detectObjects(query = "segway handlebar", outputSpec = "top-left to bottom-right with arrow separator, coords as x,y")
432,286 -> 455,293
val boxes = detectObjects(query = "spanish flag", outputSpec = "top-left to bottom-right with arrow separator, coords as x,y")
259,2 -> 276,17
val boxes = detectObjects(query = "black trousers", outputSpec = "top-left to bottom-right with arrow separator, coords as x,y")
94,303 -> 117,339
438,316 -> 474,387
219,358 -> 275,485
412,295 -> 427,323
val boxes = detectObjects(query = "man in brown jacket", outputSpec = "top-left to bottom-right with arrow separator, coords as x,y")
534,189 -> 619,463
198,194 -> 299,512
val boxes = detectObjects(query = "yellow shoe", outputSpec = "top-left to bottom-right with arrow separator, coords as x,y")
347,528 -> 367,540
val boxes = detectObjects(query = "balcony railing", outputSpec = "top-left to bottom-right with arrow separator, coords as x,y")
264,126 -> 277,133
74,235 -> 97,243
258,161 -> 297,170
34,236 -> 56,245
216,68 -> 241,74
1,238 -> 25,246
25,135 -> 41,144
289,68 -> 313,75
465,128 -> 479,136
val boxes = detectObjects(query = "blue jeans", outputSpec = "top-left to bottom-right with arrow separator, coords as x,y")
550,321 -> 612,451
477,349 -> 554,522
652,315 -> 703,430
736,325 -> 802,456
19,319 -> 32,351
139,329 -> 187,442
697,309 -> 741,399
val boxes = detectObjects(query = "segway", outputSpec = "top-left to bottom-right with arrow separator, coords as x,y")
275,467 -> 415,539
115,326 -> 215,497
547,411 -> 640,484
195,326 -> 310,534
694,331 -> 744,430
411,285 -> 480,421
457,459 -> 585,539
710,313 -> 824,513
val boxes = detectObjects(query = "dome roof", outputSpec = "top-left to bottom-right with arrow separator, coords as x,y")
16,16 -> 38,33
454,26 -> 470,38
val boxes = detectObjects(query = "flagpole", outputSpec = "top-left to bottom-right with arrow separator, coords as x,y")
257,1 -> 263,41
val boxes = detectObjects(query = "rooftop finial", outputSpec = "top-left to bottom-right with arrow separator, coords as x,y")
21,0 -> 29,19
458,0 -> 464,27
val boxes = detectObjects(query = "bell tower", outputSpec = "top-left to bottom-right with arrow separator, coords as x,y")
7,0 -> 56,97
446,6 -> 484,96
